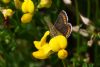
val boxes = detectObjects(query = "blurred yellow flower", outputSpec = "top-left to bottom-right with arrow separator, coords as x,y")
58,49 -> 68,59
49,35 -> 67,52
21,13 -> 33,23
2,0 -> 10,4
22,0 -> 34,13
2,9 -> 13,19
37,0 -> 52,8
14,0 -> 22,9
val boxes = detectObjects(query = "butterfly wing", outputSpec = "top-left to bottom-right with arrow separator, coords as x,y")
54,10 -> 72,38
65,23 -> 72,37
44,16 -> 61,37
46,21 -> 62,37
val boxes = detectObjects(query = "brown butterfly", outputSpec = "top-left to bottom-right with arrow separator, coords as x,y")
45,10 -> 72,38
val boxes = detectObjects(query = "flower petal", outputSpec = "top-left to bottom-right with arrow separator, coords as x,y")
40,31 -> 50,46
32,50 -> 48,59
49,35 -> 67,52
21,13 -> 33,23
32,44 -> 51,59
56,35 -> 67,49
33,41 -> 41,49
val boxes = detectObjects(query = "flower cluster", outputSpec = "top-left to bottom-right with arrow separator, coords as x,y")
1,0 -> 52,24
21,0 -> 52,23
32,31 -> 68,59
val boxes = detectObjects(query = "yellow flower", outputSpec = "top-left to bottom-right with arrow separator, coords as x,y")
49,35 -> 67,52
21,13 -> 33,23
22,0 -> 34,13
32,31 -> 68,60
58,49 -> 68,59
2,0 -> 10,4
37,0 -> 52,8
14,0 -> 22,9
2,9 -> 13,19
32,31 -> 51,59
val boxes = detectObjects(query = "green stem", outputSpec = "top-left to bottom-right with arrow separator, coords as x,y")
95,0 -> 99,19
94,44 -> 98,66
87,0 -> 90,18
94,0 -> 99,65
62,60 -> 66,67
75,0 -> 80,54
75,0 -> 79,25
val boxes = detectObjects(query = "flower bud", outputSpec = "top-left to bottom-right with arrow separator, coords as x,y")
58,49 -> 68,59
21,13 -> 33,23
37,0 -> 52,8
22,0 -> 34,13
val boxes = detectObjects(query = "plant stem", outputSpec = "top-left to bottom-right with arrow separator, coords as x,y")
95,0 -> 99,19
87,0 -> 90,18
75,0 -> 80,54
62,60 -> 66,67
94,44 -> 98,66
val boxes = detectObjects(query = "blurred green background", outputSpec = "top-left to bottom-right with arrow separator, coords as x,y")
0,0 -> 100,67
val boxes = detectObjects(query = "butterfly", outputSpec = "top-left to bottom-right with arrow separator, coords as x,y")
45,10 -> 72,38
